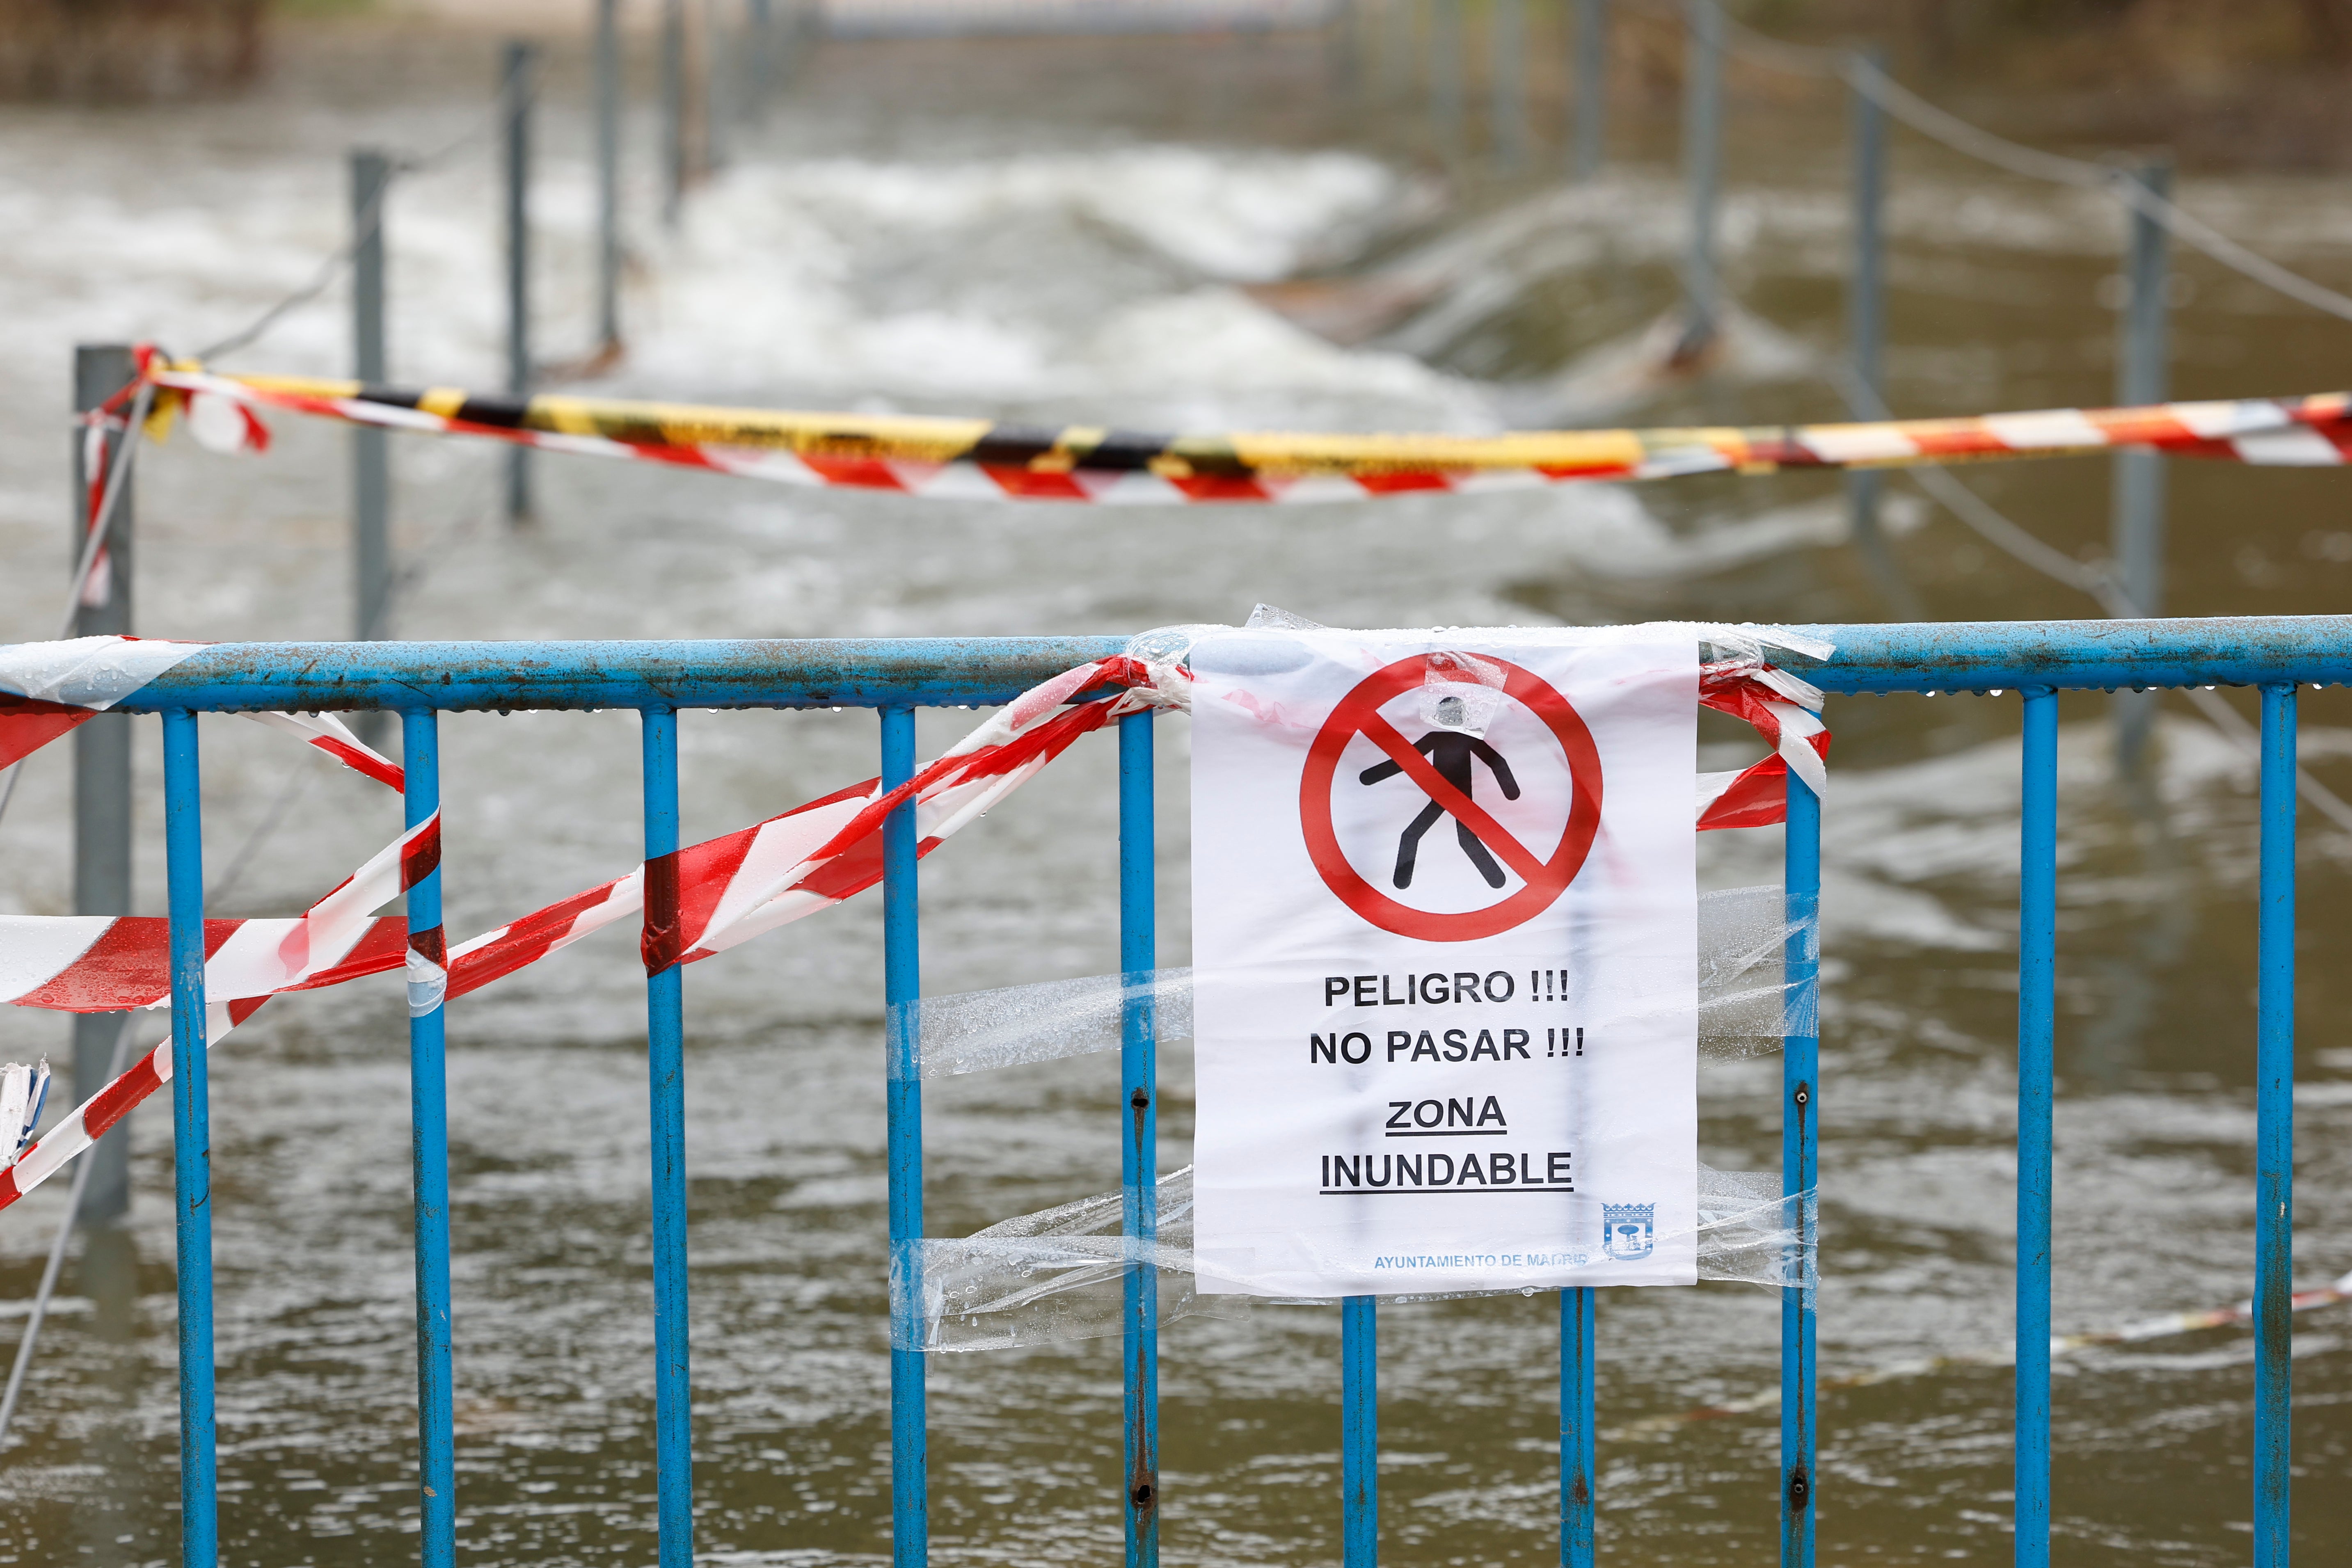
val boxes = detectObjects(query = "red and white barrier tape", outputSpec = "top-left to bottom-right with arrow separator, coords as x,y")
127,354 -> 2352,506
0,640 -> 1820,1213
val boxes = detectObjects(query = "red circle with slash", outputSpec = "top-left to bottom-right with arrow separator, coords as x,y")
1300,653 -> 1604,942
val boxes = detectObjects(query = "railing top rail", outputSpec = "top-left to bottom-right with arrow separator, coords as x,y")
112,635 -> 1133,713
105,617 -> 2352,712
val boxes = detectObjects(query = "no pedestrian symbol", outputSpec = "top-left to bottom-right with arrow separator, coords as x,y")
1298,653 -> 1604,942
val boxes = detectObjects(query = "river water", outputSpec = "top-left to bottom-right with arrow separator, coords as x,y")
1,20 -> 2350,1567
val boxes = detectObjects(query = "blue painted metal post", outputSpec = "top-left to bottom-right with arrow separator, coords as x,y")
1120,710 -> 1161,1566
1780,768 -> 1819,1568
1342,1294 -> 1377,1566
162,709 -> 217,1568
1559,1288 -> 1595,1568
882,706 -> 927,1566
642,708 -> 694,1567
2254,684 -> 2296,1568
2015,690 -> 2058,1568
404,711 -> 457,1568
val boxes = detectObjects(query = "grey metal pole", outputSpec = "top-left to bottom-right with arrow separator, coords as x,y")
503,41 -> 537,524
662,0 -> 686,227
1843,45 -> 1917,619
351,149 -> 393,658
595,0 -> 621,354
69,345 -> 136,1230
749,0 -> 775,120
2114,156 -> 2173,770
1430,0 -> 1463,162
1572,0 -> 1608,182
1490,0 -> 1527,171
700,0 -> 723,176
1681,0 -> 1723,344
1381,0 -> 1411,101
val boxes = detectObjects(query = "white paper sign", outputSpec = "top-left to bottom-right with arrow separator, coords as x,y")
1190,626 -> 1698,1298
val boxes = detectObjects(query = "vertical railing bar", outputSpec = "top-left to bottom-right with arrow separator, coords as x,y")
403,709 -> 457,1568
642,706 -> 694,1567
1120,711 -> 1161,1566
1559,1287 -> 1595,1568
882,706 -> 928,1567
1780,768 -> 1820,1568
162,709 -> 217,1568
1342,1294 -> 1377,1567
2015,689 -> 2058,1568
2254,683 -> 2296,1568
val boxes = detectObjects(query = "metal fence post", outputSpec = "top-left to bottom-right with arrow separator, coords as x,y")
2113,158 -> 2173,770
642,707 -> 694,1567
1572,0 -> 1607,182
749,0 -> 776,119
1342,1294 -> 1377,1566
1120,711 -> 1161,1567
881,706 -> 928,1567
2254,684 -> 2297,1568
1780,768 -> 1820,1568
595,0 -> 622,356
69,345 -> 137,1230
1560,1288 -> 1595,1568
699,0 -> 724,175
502,41 -> 536,524
1490,0 -> 1527,171
1844,46 -> 1919,619
1682,0 -> 1723,345
162,709 -> 217,1568
1380,0 -> 1411,100
662,0 -> 687,227
1430,0 -> 1464,162
351,148 -> 394,718
2015,689 -> 2059,1568
402,710 -> 456,1568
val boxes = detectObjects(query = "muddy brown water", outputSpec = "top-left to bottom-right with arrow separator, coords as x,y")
0,24 -> 2350,1568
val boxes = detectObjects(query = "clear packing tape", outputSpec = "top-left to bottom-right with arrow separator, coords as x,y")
895,1165 -> 1817,1353
895,884 -> 1817,1079
890,884 -> 1819,1353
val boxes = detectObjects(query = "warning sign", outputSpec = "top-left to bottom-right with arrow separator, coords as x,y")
1190,627 -> 1699,1298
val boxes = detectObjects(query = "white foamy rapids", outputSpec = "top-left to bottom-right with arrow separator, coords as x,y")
622,147 -> 1481,420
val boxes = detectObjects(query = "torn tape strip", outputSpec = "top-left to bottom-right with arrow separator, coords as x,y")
142,358 -> 2352,504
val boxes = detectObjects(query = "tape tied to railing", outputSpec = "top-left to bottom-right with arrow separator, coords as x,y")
0,622 -> 1828,1213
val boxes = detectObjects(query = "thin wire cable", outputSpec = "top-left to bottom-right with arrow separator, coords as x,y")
1626,0 -> 2352,326
0,381 -> 155,831
1831,363 -> 2352,831
193,70 -> 527,366
0,1011 -> 139,1454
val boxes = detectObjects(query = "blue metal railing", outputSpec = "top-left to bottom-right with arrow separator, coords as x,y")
101,617 -> 2339,1567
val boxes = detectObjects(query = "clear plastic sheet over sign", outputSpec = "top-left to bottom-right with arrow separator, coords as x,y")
894,1164 -> 1818,1353
892,884 -> 1815,1078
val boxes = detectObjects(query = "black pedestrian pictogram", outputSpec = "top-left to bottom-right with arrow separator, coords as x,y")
1359,698 -> 1521,890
